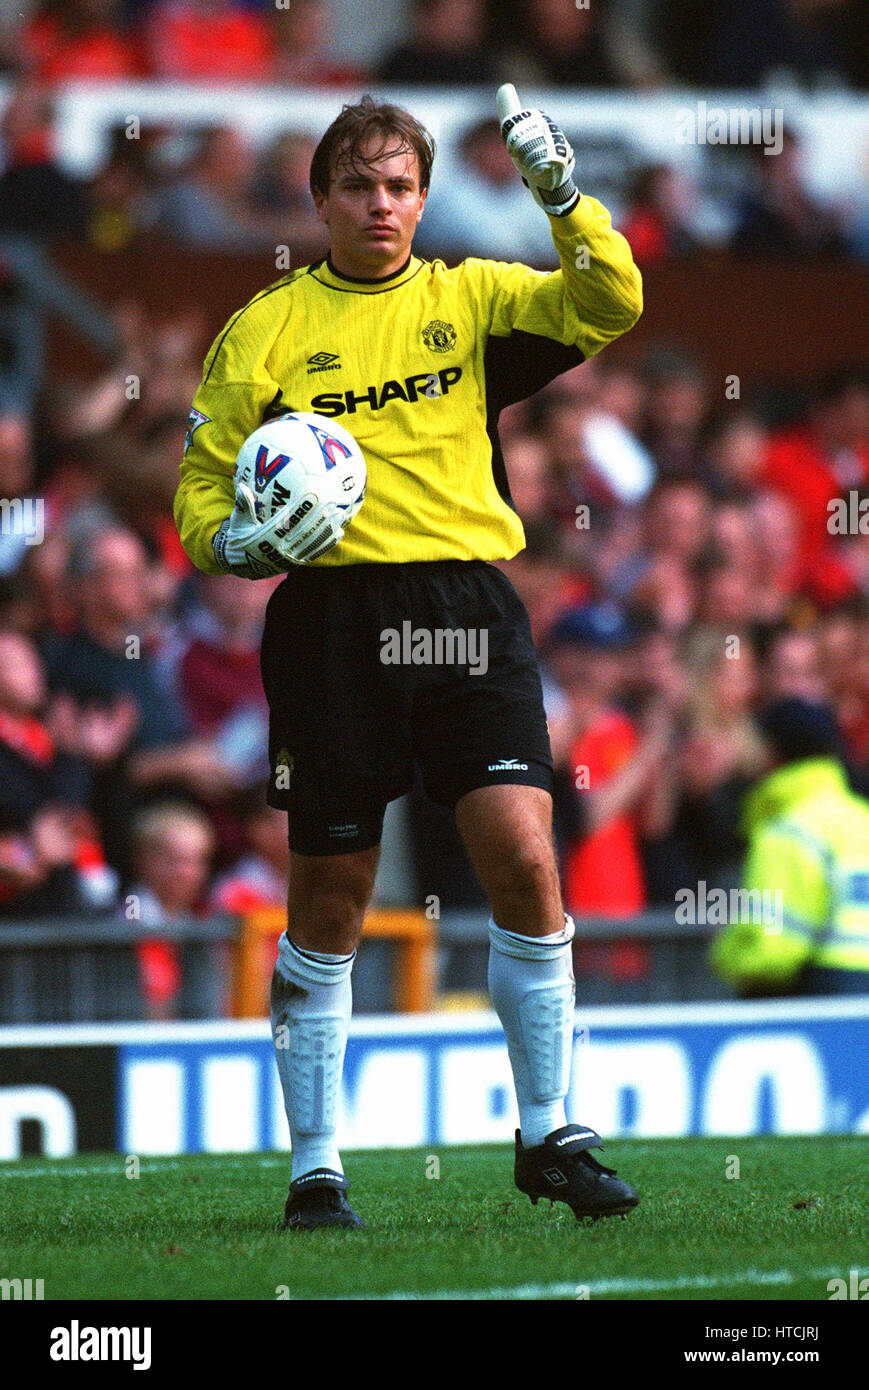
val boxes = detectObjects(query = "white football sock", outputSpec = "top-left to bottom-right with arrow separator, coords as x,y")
488,914 -> 576,1148
270,932 -> 354,1181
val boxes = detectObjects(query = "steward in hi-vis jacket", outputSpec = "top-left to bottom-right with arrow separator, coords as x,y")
711,698 -> 869,996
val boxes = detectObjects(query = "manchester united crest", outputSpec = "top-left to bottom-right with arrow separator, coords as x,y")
422,320 -> 457,353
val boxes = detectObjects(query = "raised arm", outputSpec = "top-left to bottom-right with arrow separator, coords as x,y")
494,82 -> 641,353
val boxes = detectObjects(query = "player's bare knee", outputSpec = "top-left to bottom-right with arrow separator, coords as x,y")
288,855 -> 376,953
289,889 -> 365,953
488,840 -> 560,927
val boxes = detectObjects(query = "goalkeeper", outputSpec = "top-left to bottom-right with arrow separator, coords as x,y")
175,90 -> 643,1230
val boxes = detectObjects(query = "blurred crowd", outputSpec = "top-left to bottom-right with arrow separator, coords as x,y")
1,2 -> 867,264
416,118 -> 865,264
416,355 -> 869,992
497,355 -> 869,915
0,0 -> 866,1013
0,1 -> 866,92
0,78 -> 330,262
0,274 -> 866,1007
1,60 -> 867,266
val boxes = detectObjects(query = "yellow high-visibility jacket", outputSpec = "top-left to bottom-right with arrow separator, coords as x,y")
710,758 -> 869,990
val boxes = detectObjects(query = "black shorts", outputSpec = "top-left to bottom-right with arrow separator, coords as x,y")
260,558 -> 553,855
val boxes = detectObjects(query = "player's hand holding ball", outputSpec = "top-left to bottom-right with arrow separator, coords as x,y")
212,483 -> 301,579
213,413 -> 367,577
496,83 -> 580,217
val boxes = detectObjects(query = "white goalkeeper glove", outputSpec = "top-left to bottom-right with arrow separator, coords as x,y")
276,494 -> 347,565
212,485 -> 346,578
496,83 -> 580,217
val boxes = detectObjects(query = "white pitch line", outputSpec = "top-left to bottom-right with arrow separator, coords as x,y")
0,1147 -> 668,1180
0,1156 -> 288,1179
351,1267 -> 844,1300
0,1166 -> 847,1303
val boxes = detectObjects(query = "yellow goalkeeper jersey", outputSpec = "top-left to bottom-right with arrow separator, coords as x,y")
174,195 -> 642,571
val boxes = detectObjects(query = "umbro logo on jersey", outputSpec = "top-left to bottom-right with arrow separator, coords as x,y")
488,758 -> 530,771
307,352 -> 342,374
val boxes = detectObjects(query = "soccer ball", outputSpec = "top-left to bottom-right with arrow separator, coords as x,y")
235,411 -> 367,544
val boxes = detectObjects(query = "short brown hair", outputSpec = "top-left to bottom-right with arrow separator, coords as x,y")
309,94 -> 436,198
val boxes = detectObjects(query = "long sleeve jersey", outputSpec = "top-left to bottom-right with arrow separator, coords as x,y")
174,195 -> 642,572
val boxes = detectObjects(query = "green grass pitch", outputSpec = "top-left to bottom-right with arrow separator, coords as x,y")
1,1136 -> 866,1300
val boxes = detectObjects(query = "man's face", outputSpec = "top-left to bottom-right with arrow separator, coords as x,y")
313,136 -> 426,276
81,533 -> 151,632
139,824 -> 213,911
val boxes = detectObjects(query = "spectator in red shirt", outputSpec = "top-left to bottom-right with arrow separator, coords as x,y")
763,366 -> 869,604
564,704 -> 646,917
544,607 -> 670,917
543,608 -> 679,992
146,0 -> 274,82
23,0 -> 144,84
124,801 -> 215,1019
621,162 -> 698,267
0,630 -> 118,916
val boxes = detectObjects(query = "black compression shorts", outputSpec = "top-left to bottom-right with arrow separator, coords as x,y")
260,558 -> 553,855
